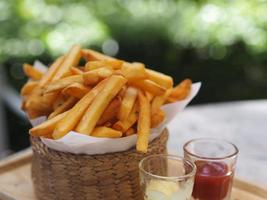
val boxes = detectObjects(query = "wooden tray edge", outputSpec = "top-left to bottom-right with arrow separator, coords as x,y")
0,148 -> 32,174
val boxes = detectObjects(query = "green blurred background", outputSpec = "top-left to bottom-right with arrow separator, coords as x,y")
1,0 -> 267,152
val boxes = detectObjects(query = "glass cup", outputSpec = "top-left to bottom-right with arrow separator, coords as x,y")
183,138 -> 239,200
139,155 -> 196,200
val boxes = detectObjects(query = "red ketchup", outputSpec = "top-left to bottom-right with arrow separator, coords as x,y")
192,161 -> 234,200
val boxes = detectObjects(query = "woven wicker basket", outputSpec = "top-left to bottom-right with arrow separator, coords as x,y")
31,129 -> 168,200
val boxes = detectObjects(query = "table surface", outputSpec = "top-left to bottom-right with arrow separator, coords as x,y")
167,100 -> 267,187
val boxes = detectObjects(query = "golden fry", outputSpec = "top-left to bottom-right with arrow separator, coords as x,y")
145,91 -> 154,102
23,64 -> 43,81
39,56 -> 65,87
136,90 -> 151,153
85,60 -> 123,71
44,75 -> 83,93
169,79 -> 192,101
146,69 -> 173,89
113,103 -> 138,132
52,79 -> 107,139
20,81 -> 38,97
30,111 -> 68,136
151,109 -> 165,128
121,62 -> 147,81
129,79 -> 166,96
125,128 -> 135,136
91,126 -> 122,138
75,75 -> 127,135
97,97 -> 121,125
52,45 -> 81,81
25,92 -> 56,116
151,89 -> 172,115
62,83 -> 90,99
81,49 -> 115,61
48,96 -> 77,119
83,67 -> 114,85
70,67 -> 84,75
117,87 -> 138,121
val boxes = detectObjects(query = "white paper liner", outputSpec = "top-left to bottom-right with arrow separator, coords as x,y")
29,83 -> 200,155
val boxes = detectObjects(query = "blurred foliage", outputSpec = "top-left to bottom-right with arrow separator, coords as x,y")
1,0 -> 267,103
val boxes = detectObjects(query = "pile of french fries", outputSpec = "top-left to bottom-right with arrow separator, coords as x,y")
21,45 -> 192,153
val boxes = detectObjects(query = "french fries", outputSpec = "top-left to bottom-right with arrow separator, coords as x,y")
91,127 -> 122,138
48,96 -> 77,119
82,49 -> 115,61
30,111 -> 69,137
70,67 -> 84,75
151,109 -> 165,128
21,81 -> 38,97
121,62 -> 147,81
117,87 -> 138,121
129,79 -> 166,96
22,46 -> 193,153
75,75 -> 127,135
52,45 -> 81,80
97,97 -> 121,125
44,75 -> 83,93
113,103 -> 138,132
151,89 -> 172,115
62,83 -> 90,99
168,79 -> 192,102
23,64 -> 44,81
39,56 -> 65,87
85,60 -> 123,71
52,79 -> 107,139
136,90 -> 151,153
83,67 -> 114,85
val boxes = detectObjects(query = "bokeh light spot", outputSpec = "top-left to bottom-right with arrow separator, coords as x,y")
102,39 -> 119,56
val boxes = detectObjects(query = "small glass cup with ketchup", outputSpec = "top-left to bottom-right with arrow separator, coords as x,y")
183,138 -> 238,200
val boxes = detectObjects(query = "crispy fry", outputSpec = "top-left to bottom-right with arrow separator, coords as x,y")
23,64 -> 43,80
97,97 -> 121,125
117,87 -> 138,121
145,91 -> 154,102
25,93 -> 56,116
169,79 -> 192,101
129,79 -> 166,96
121,62 -> 147,81
52,45 -> 81,81
44,75 -> 83,93
62,83 -> 90,99
75,75 -> 127,135
91,127 -> 122,138
85,60 -> 123,71
39,56 -> 65,87
27,109 -> 44,119
146,69 -> 173,89
151,89 -> 172,115
83,67 -> 114,85
136,90 -> 151,153
48,96 -> 77,119
70,67 -> 84,75
113,103 -> 138,132
151,109 -> 165,128
52,79 -> 107,139
81,49 -> 116,61
125,127 -> 135,136
118,86 -> 127,99
30,111 -> 69,136
20,81 -> 38,96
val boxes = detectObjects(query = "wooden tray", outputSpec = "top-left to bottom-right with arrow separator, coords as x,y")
0,148 -> 267,200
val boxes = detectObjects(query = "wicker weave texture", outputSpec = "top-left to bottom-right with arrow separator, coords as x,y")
31,130 -> 168,200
